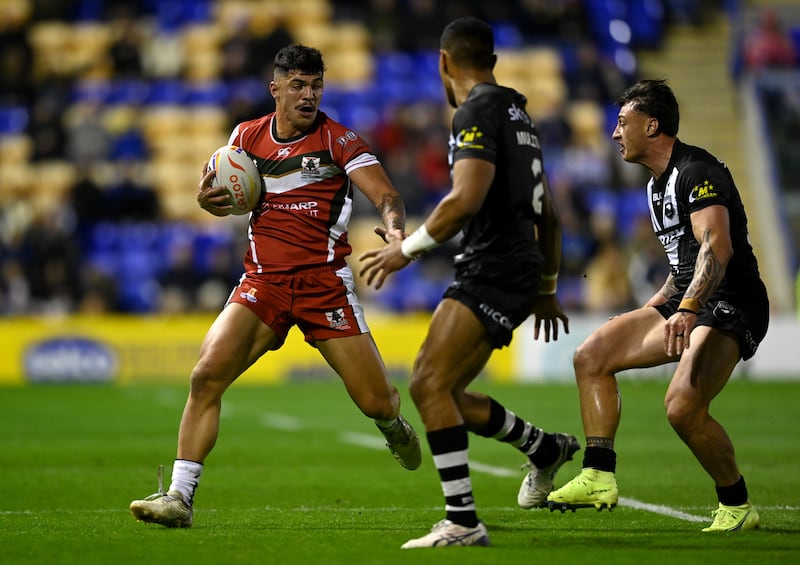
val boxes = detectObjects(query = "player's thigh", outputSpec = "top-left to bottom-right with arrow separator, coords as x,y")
666,326 -> 740,409
196,303 -> 281,383
576,307 -> 673,376
316,333 -> 394,395
412,298 -> 494,392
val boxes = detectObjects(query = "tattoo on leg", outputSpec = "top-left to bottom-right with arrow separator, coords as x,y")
586,436 -> 614,450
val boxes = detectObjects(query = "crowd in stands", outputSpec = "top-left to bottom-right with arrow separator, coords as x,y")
2,0 -> 782,317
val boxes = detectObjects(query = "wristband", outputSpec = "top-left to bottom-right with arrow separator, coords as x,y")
400,225 -> 438,259
539,273 -> 558,296
678,297 -> 701,314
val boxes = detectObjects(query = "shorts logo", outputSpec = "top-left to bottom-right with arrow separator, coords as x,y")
712,300 -> 735,321
240,288 -> 258,303
478,302 -> 514,330
325,308 -> 351,330
301,156 -> 322,179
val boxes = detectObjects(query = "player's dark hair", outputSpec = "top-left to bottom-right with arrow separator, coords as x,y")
273,44 -> 325,78
615,79 -> 680,136
440,16 -> 496,70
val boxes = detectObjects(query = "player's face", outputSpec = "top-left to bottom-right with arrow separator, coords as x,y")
270,70 -> 324,137
612,102 -> 653,164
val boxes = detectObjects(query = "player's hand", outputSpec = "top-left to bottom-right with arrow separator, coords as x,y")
531,295 -> 569,342
665,310 -> 696,357
373,226 -> 405,243
358,240 -> 411,290
197,161 -> 234,217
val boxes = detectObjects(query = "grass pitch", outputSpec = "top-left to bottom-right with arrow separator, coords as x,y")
1,378 -> 798,564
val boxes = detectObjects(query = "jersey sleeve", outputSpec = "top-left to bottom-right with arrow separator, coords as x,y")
451,100 -> 497,163
680,161 -> 732,213
325,119 -> 379,173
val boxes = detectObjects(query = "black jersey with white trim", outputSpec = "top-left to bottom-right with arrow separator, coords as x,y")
448,82 -> 545,270
647,139 -> 762,293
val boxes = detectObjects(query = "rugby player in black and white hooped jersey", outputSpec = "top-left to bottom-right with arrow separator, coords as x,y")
360,17 -> 574,548
546,79 -> 769,533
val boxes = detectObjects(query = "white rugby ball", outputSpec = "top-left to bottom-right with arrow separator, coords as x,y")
207,145 -> 262,215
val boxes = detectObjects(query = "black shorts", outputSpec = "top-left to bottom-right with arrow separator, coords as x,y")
654,283 -> 769,360
443,261 -> 540,349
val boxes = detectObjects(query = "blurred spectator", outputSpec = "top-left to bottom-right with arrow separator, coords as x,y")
743,8 -> 798,71
18,211 -> 82,315
105,162 -> 160,222
582,207 -> 634,313
108,4 -> 145,78
28,81 -> 69,161
65,101 -> 113,163
0,10 -> 34,106
77,264 -> 118,314
158,239 -> 201,313
566,40 -> 627,104
221,15 -> 293,81
68,164 -> 107,245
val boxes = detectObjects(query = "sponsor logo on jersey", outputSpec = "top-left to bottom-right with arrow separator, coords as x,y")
268,201 -> 319,216
240,288 -> 258,303
325,308 -> 351,330
301,156 -> 322,178
688,180 -> 717,204
455,126 -> 485,149
664,200 -> 675,219
335,130 -> 358,146
507,103 -> 532,126
277,147 -> 292,158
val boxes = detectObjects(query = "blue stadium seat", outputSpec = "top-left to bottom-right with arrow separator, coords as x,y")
492,22 -> 524,48
0,106 -> 28,135
107,80 -> 152,105
146,80 -> 188,105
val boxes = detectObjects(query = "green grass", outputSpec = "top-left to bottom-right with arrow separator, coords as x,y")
1,378 -> 799,564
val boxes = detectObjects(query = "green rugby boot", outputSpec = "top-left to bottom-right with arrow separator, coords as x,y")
702,501 -> 760,532
546,468 -> 619,512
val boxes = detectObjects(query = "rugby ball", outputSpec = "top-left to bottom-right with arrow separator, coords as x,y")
207,145 -> 262,215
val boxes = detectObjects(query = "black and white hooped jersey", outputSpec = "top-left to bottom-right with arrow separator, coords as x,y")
448,82 -> 546,269
647,140 -> 762,293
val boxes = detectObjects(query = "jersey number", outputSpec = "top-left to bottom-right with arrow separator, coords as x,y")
531,158 -> 543,215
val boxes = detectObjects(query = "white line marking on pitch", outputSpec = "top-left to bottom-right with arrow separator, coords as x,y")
617,497 -> 707,522
260,413 -> 303,431
264,419 -> 721,524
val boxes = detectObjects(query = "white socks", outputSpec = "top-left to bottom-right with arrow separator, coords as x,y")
169,459 -> 203,505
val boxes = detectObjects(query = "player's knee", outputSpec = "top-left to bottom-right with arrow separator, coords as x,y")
664,394 -> 702,438
188,358 -> 232,400
408,367 -> 441,409
573,339 -> 606,382
358,388 -> 399,420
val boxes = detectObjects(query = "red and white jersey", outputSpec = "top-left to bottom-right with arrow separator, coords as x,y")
228,111 -> 379,274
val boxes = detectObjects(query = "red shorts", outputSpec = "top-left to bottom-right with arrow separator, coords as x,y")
227,264 -> 370,345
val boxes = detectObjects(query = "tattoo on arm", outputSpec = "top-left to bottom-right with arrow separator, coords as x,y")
658,273 -> 678,300
685,228 -> 724,305
379,193 -> 405,232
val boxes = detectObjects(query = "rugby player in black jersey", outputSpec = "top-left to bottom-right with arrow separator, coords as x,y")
546,79 -> 768,533
360,16 -> 573,547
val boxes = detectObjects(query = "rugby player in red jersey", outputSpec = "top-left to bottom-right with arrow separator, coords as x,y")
130,45 -> 420,528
